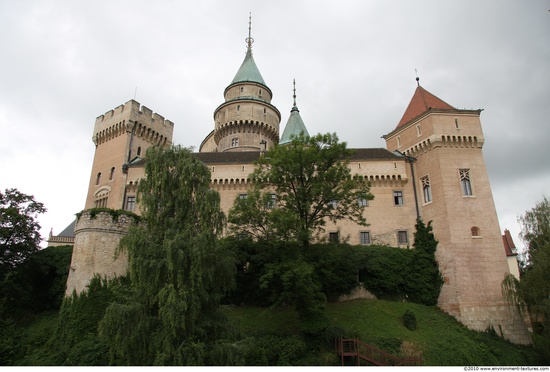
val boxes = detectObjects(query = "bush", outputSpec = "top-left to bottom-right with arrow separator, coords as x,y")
402,309 -> 417,331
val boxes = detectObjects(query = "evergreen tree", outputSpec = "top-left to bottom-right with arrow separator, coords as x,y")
407,218 -> 443,306
98,145 -> 235,365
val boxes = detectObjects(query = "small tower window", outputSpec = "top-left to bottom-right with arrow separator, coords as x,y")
96,172 -> 101,185
455,118 -> 459,129
126,196 -> 136,211
397,136 -> 401,148
460,169 -> 473,196
109,167 -> 115,181
416,124 -> 422,136
240,87 -> 244,93
471,226 -> 480,237
237,105 -> 240,112
420,175 -> 432,203
231,137 -> 239,147
137,146 -> 141,156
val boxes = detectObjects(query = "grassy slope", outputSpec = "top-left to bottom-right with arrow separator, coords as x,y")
12,299 -> 545,366
226,299 -> 545,366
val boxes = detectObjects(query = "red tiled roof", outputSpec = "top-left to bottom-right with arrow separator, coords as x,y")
502,229 -> 518,257
396,85 -> 455,129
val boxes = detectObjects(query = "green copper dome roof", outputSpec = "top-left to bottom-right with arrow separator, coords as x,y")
280,105 -> 309,145
231,47 -> 266,85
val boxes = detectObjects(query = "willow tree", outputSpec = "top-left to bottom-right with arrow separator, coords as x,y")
99,145 -> 235,366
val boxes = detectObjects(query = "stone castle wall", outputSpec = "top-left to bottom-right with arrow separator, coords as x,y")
65,211 -> 134,296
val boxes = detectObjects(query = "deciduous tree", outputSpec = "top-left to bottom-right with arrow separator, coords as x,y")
0,188 -> 46,280
229,132 -> 373,249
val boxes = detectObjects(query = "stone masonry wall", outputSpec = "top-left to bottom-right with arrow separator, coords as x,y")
65,211 -> 134,296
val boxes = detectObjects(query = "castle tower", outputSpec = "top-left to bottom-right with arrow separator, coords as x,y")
384,79 -> 531,344
280,80 -> 310,144
205,16 -> 281,153
84,99 -> 174,211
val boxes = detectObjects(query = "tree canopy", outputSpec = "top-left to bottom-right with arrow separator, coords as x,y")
517,196 -> 550,337
98,145 -> 235,365
0,188 -> 46,280
229,132 -> 373,249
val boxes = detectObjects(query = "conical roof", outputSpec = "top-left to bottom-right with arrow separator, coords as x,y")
231,47 -> 266,86
396,84 -> 455,129
280,105 -> 309,145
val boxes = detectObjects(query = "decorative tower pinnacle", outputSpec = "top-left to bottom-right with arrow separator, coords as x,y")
246,12 -> 254,50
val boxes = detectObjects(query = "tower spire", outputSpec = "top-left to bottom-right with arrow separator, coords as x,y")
245,12 -> 254,50
293,78 -> 297,107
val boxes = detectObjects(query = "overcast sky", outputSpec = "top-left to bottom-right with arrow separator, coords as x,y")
1,0 -> 548,251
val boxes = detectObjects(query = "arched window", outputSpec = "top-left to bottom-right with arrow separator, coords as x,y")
109,167 -> 115,181
471,226 -> 480,237
96,172 -> 101,185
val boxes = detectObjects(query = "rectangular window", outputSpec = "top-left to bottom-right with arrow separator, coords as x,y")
328,200 -> 338,209
329,232 -> 339,244
397,230 -> 408,245
420,175 -> 432,203
231,137 -> 239,147
266,193 -> 276,209
460,169 -> 473,196
238,193 -> 248,200
358,197 -> 368,207
393,191 -> 404,206
359,231 -> 371,245
126,196 -> 136,211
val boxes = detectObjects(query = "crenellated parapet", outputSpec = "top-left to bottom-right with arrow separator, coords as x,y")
92,99 -> 174,147
401,133 -> 484,158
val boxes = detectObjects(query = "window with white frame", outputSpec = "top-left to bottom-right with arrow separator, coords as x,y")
420,175 -> 432,203
393,191 -> 404,206
238,193 -> 248,200
359,231 -> 371,245
460,169 -> 473,196
126,196 -> 136,211
358,197 -> 368,207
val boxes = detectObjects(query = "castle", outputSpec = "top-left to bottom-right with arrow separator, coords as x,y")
60,20 -> 530,344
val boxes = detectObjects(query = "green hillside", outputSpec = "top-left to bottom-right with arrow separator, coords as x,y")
226,299 -> 545,366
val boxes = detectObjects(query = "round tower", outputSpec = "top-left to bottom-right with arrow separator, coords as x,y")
212,16 -> 281,152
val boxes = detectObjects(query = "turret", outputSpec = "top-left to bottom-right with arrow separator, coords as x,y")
280,80 -> 310,145
209,15 -> 281,152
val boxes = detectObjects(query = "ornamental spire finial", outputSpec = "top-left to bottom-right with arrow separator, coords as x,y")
415,68 -> 420,86
293,79 -> 297,107
245,12 -> 254,50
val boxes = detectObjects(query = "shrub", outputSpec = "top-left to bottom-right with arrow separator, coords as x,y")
402,309 -> 417,331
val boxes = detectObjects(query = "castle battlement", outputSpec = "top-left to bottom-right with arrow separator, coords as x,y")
92,99 -> 174,146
